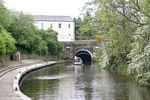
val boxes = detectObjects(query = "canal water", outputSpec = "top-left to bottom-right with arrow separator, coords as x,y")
20,63 -> 150,100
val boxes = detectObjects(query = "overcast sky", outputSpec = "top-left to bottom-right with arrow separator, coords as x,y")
4,0 -> 90,18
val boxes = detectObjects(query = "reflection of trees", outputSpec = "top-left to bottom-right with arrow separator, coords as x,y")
82,65 -> 93,100
76,64 -> 150,100
21,79 -> 59,100
128,82 -> 150,100
21,63 -> 150,100
101,69 -> 150,100
20,64 -> 66,100
74,65 -> 94,100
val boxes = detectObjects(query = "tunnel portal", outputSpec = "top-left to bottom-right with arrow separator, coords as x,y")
75,49 -> 92,65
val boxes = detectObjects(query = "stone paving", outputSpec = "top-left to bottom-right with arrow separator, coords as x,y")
0,59 -> 53,100
0,60 -> 43,79
0,68 -> 23,100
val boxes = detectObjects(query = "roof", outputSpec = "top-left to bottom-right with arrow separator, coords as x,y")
33,15 -> 74,22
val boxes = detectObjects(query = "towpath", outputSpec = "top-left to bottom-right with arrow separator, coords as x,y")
0,59 -> 54,100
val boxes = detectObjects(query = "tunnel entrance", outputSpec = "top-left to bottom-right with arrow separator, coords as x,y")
75,49 -> 92,65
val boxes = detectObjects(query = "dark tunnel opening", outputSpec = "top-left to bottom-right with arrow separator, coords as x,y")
75,50 -> 92,65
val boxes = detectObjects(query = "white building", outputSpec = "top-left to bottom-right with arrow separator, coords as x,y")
34,15 -> 75,42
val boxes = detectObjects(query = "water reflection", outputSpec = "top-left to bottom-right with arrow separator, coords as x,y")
34,75 -> 68,80
21,63 -> 150,100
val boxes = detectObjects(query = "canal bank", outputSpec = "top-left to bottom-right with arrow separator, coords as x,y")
0,60 -> 57,100
21,63 -> 150,100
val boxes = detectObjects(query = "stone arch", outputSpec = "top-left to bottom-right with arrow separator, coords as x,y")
75,49 -> 92,65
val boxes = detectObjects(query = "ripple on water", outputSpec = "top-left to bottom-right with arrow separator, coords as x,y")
34,75 -> 68,80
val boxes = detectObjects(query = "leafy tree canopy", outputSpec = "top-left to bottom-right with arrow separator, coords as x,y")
0,26 -> 16,56
0,1 -> 12,29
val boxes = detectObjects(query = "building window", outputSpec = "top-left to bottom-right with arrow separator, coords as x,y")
50,24 -> 52,28
68,24 -> 70,28
41,23 -> 44,29
59,23 -> 61,28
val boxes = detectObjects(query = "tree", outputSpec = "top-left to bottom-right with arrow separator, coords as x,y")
0,1 -> 63,60
7,11 -> 63,58
93,0 -> 150,86
36,29 -> 63,58
7,12 -> 48,54
0,26 -> 16,63
126,0 -> 150,86
77,11 -> 100,40
75,1 -> 100,40
0,1 -> 12,29
94,0 -> 133,71
74,17 -> 82,39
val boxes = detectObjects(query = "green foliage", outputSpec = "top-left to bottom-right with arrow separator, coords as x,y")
128,26 -> 150,86
94,0 -> 150,86
75,1 -> 100,40
36,29 -> 63,57
126,0 -> 150,86
36,29 -> 58,43
8,12 -> 35,43
47,40 -> 63,56
0,26 -> 16,56
96,0 -> 133,71
7,12 -> 63,57
76,12 -> 99,40
0,0 -> 63,59
74,17 -> 82,35
0,1 -> 12,28
78,14 -> 93,39
7,12 -> 47,55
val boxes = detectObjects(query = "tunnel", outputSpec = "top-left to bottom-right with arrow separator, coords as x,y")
75,49 -> 92,65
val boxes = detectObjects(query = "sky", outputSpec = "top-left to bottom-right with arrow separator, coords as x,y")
4,0 -> 90,18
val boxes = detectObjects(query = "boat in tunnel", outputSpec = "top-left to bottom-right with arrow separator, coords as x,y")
73,57 -> 83,65
75,49 -> 92,65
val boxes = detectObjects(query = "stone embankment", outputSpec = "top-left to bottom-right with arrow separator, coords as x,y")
0,60 -> 56,100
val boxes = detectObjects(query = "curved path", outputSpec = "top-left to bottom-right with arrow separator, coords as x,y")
0,60 -> 56,100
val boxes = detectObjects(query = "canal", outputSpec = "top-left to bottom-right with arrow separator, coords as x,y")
20,63 -> 150,100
